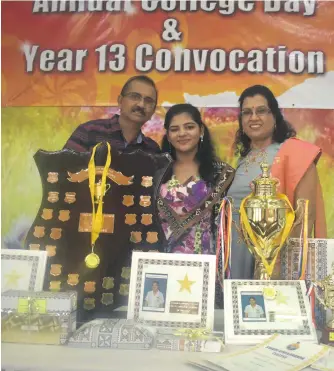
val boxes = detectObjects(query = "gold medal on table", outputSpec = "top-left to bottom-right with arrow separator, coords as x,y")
84,142 -> 112,269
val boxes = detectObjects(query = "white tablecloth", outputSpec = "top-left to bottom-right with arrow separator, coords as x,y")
0,343 -> 316,371
0,310 -> 316,371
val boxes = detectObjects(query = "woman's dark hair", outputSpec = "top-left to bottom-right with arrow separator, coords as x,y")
234,85 -> 296,157
161,104 -> 216,185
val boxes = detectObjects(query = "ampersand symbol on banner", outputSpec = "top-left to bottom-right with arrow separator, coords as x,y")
162,18 -> 182,42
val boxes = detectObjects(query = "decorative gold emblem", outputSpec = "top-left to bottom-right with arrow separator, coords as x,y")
141,214 -> 153,226
29,244 -> 40,251
48,191 -> 59,203
263,287 -> 277,300
41,208 -> 53,220
83,298 -> 95,311
79,213 -> 114,233
47,172 -> 59,183
122,195 -> 134,207
84,281 -> 96,294
49,281 -> 61,291
177,273 -> 196,294
67,167 -> 134,186
67,273 -> 79,286
119,284 -> 129,296
46,245 -> 57,257
139,195 -> 151,208
93,180 -> 111,204
64,192 -> 76,204
33,226 -> 45,238
101,293 -> 114,306
102,277 -> 114,290
50,228 -> 62,240
146,231 -> 158,244
50,264 -> 62,276
58,210 -> 70,222
141,176 -> 153,188
130,231 -> 142,243
121,267 -> 131,280
125,214 -> 137,226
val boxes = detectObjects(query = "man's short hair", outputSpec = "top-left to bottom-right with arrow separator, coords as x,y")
152,281 -> 159,286
120,75 -> 158,103
249,297 -> 256,301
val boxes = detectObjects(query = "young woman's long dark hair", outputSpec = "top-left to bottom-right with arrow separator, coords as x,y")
161,104 -> 217,185
234,85 -> 296,157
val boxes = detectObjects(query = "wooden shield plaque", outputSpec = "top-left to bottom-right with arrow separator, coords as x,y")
24,146 -> 171,323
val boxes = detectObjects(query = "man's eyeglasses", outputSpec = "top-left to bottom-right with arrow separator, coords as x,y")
122,92 -> 156,108
241,106 -> 271,119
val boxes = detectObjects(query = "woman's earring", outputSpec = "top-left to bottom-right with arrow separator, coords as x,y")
168,141 -> 172,154
200,135 -> 204,143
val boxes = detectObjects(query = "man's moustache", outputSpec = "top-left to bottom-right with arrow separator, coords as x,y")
133,107 -> 145,115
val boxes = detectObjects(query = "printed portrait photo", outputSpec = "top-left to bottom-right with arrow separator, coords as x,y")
142,273 -> 168,312
240,292 -> 267,322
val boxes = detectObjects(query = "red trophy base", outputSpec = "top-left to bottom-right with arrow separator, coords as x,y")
321,327 -> 334,346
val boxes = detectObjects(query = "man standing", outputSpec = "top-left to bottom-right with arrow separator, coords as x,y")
64,75 -> 160,153
144,281 -> 165,308
244,297 -> 265,318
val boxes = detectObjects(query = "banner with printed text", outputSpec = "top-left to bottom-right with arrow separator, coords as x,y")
2,0 -> 334,243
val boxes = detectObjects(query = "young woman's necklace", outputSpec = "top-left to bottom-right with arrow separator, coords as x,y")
167,174 -> 200,190
243,148 -> 268,174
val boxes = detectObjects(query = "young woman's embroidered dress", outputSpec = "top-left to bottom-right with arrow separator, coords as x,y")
159,175 -> 213,254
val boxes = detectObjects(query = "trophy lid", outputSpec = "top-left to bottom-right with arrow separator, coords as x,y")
252,163 -> 278,197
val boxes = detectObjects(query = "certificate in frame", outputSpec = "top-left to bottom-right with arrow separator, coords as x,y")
224,280 -> 317,345
1,249 -> 48,292
127,252 -> 216,329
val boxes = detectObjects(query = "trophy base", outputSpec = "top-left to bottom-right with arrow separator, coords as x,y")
320,327 -> 334,346
254,261 -> 271,280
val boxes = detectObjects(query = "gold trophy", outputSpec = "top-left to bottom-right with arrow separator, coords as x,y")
239,163 -> 295,280
93,179 -> 111,204
314,262 -> 334,346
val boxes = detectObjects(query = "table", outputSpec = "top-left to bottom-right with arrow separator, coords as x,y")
0,310 -> 317,371
0,343 -> 317,371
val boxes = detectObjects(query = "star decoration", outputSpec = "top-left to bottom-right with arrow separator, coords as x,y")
4,269 -> 23,289
177,274 -> 195,294
276,290 -> 288,305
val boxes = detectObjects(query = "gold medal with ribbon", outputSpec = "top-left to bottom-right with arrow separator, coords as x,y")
85,142 -> 111,269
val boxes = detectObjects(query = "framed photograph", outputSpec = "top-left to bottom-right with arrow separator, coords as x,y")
127,252 -> 216,329
224,280 -> 318,345
142,273 -> 168,312
240,292 -> 267,322
1,249 -> 48,292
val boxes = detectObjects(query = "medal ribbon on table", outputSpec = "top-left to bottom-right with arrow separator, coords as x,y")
85,142 -> 111,269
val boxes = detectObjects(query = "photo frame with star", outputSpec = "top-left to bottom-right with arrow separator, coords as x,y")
127,252 -> 216,329
1,249 -> 48,293
224,280 -> 317,345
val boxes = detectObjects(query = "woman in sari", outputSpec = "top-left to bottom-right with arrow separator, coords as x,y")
153,103 -> 235,255
228,85 -> 327,279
